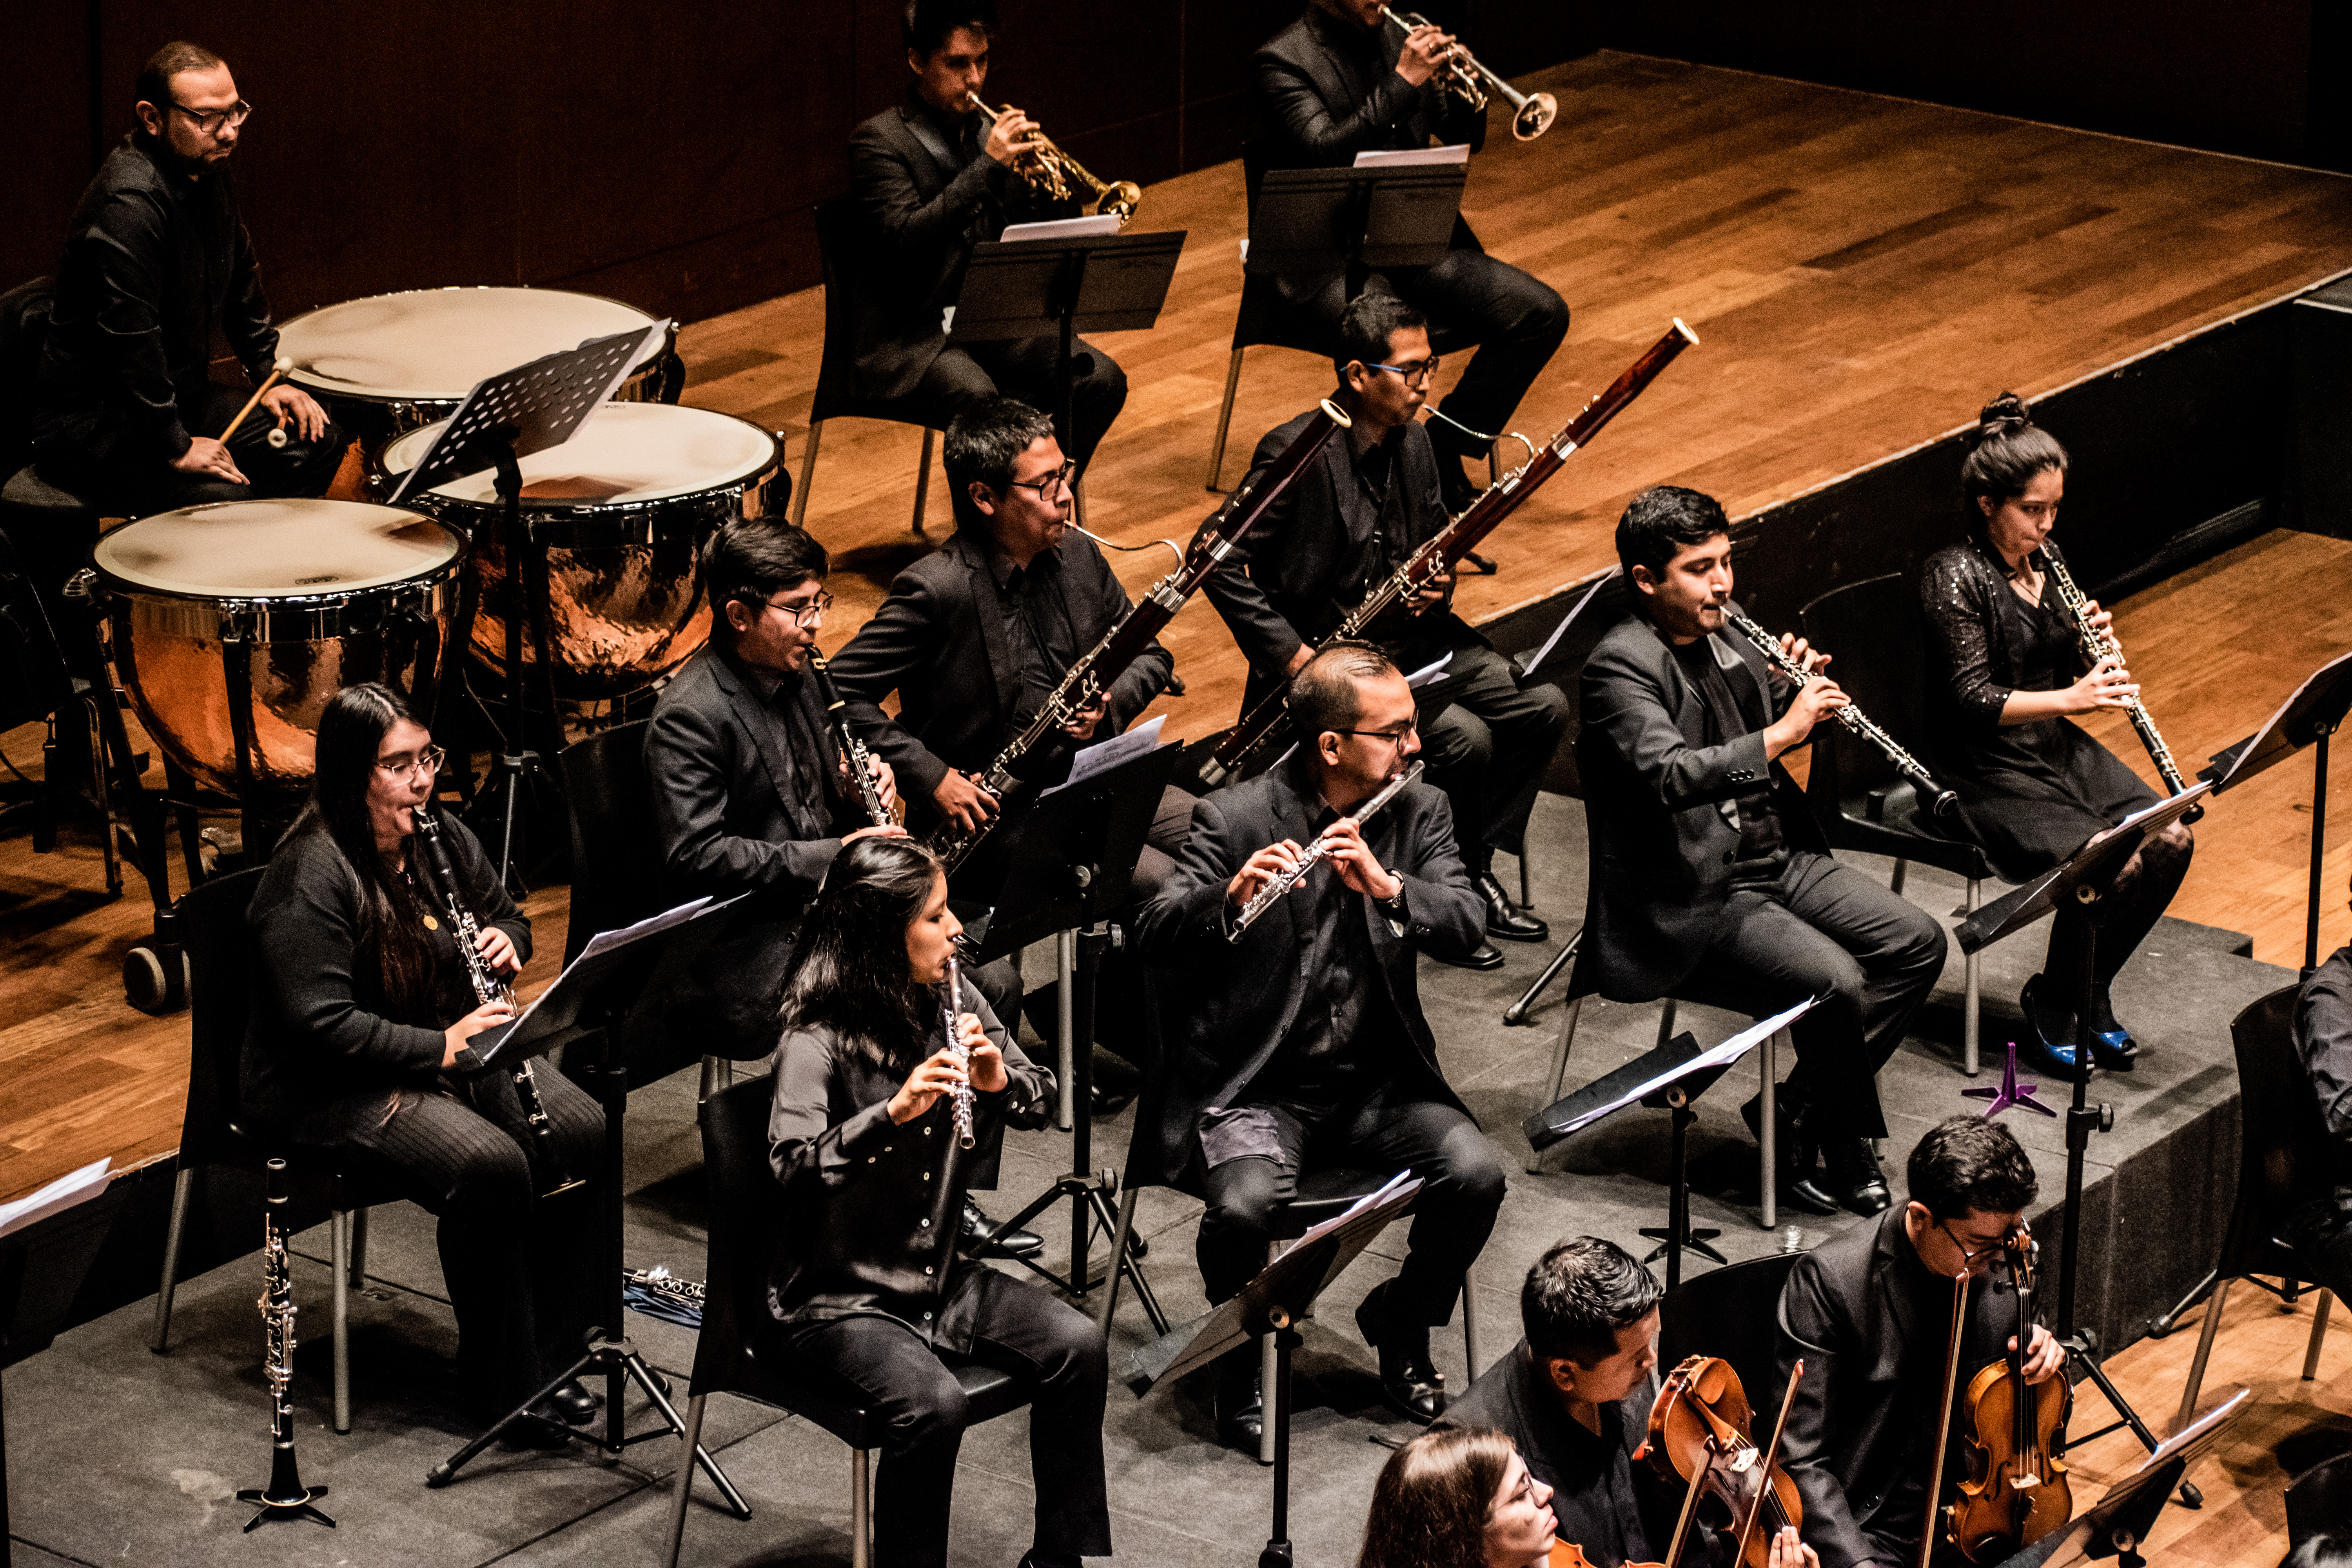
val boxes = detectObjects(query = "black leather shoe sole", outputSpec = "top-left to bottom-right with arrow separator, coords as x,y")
1785,1177 -> 1841,1216
1434,940 -> 1506,971
1485,913 -> 1550,942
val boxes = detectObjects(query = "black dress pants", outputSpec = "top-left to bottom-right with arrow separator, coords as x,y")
1412,635 -> 1569,864
1670,850 -> 1949,1140
322,1068 -> 604,1410
772,1269 -> 1112,1568
905,334 -> 1128,472
36,382 -> 347,517
1196,1087 -> 1505,1327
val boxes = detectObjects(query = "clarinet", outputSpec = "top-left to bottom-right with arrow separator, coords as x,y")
1229,761 -> 1425,939
2036,551 -> 2200,820
1722,611 -> 1960,818
410,805 -> 585,1198
809,646 -> 895,828
941,953 -> 975,1151
235,1158 -> 331,1527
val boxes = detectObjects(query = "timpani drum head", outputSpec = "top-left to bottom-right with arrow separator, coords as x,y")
278,287 -> 660,403
381,401 -> 779,505
92,499 -> 462,596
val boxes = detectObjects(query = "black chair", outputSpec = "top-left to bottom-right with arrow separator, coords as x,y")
792,197 -> 942,538
1657,1252 -> 1802,1420
2287,1450 -> 2352,1549
1799,573 -> 1994,1075
2172,984 -> 2338,1425
151,867 -> 393,1434
661,1074 -> 1029,1568
0,525 -> 116,872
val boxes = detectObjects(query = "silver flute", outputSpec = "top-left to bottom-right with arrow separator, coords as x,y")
941,954 -> 975,1150
2036,552 -> 2198,815
1723,611 -> 1960,818
1229,761 -> 1426,940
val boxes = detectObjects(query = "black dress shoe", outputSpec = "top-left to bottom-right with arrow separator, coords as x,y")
499,1406 -> 578,1450
1435,939 -> 1506,971
1355,1280 -> 1446,1425
544,1377 -> 601,1426
1213,1347 -> 1263,1452
1476,873 -> 1549,942
962,1198 -> 1044,1259
1824,1139 -> 1892,1216
1740,1093 -> 1825,1201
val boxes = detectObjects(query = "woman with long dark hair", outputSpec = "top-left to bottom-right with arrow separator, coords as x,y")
241,682 -> 604,1441
766,835 -> 1107,1568
1917,394 -> 2194,1074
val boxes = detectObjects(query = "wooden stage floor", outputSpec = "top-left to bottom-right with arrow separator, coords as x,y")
3,51 -> 2350,1565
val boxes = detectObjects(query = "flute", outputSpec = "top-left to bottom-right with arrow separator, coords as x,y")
1229,761 -> 1425,940
941,954 -> 975,1150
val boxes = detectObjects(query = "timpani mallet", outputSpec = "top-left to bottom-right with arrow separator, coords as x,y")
222,356 -> 295,448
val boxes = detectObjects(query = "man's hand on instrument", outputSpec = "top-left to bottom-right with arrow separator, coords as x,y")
959,1014 -> 1009,1093
1763,672 -> 1850,756
1285,643 -> 1315,677
260,384 -> 328,443
1396,22 -> 1457,86
171,437 -> 247,485
932,769 -> 999,833
887,1047 -> 969,1124
1775,630 -> 1831,678
474,926 -> 521,978
1227,840 -> 1305,909
838,753 -> 900,812
983,106 -> 1043,167
1766,1526 -> 1820,1568
442,998 -> 516,1068
1407,567 -> 1454,616
2065,655 -> 2138,715
1322,817 -> 1403,900
1061,693 -> 1108,740
2013,1324 -> 2065,1384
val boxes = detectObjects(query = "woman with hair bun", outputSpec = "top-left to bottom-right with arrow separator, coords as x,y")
1916,393 -> 2194,1075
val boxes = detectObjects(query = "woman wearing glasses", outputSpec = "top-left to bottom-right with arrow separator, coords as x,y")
241,682 -> 605,1444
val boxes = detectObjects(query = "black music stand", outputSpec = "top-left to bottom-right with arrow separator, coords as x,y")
1524,999 -> 1816,1287
1987,1387 -> 2248,1568
2198,647 -> 2352,976
1139,1176 -> 1421,1568
427,896 -> 749,1514
1,1160 -> 116,1561
953,229 -> 1185,461
1956,784 -> 2213,1501
387,322 -> 670,891
958,741 -> 1180,1328
1247,163 -> 1465,285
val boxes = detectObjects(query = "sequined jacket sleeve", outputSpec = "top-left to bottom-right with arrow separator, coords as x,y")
1917,541 -> 2013,742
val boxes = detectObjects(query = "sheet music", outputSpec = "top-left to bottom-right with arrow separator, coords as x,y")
1546,1000 -> 1817,1140
1404,652 -> 1453,689
1042,715 -> 1167,797
1354,145 -> 1472,168
498,893 -> 743,1040
1287,1170 -> 1417,1255
0,1157 -> 111,1241
1000,215 -> 1124,242
1518,566 -> 1623,675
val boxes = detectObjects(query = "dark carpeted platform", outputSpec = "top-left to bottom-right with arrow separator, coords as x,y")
0,794 -> 2292,1565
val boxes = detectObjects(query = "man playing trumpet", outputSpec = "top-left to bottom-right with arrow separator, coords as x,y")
845,0 -> 1129,473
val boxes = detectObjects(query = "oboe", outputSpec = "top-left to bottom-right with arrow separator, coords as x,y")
410,806 -> 584,1198
2036,551 -> 2200,818
1230,761 -> 1425,939
234,1158 -> 333,1530
941,954 -> 975,1150
1724,612 -> 1960,818
810,646 -> 895,828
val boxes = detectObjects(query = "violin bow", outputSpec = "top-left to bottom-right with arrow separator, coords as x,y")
1920,1269 -> 1971,1568
1660,1430 -> 1716,1568
1733,1358 -> 1804,1565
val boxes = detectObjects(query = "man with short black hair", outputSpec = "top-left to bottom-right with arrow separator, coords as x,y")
1200,292 -> 1569,969
1777,1118 -> 2062,1568
33,41 -> 344,514
1136,640 -> 1501,1448
844,0 -> 1127,470
1449,1237 -> 1675,1567
1579,485 -> 1948,1216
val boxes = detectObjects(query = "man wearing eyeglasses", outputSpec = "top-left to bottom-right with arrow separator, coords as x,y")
1135,640 -> 1499,1448
1201,292 -> 1569,970
31,41 -> 342,516
1775,1118 -> 2063,1568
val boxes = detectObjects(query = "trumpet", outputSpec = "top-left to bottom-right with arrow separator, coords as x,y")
1379,7 -> 1557,141
965,93 -> 1142,222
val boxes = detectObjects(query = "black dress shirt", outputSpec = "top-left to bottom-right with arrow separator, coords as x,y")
987,543 -> 1080,731
1448,1341 -> 1668,1568
1669,637 -> 1786,867
34,132 -> 279,464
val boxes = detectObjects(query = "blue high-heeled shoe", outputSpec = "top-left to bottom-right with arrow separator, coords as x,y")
2017,976 -> 2083,1078
2086,1005 -> 2138,1072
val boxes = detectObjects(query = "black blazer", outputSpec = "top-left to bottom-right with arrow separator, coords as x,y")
1129,759 -> 1485,1189
829,525 -> 1175,805
1575,605 -> 1830,1002
845,93 -> 1076,402
1777,1207 -> 2012,1568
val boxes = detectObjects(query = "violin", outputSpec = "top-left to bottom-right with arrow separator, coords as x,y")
1548,1538 -> 1661,1568
1634,1355 -> 1806,1568
1945,1224 -> 2072,1560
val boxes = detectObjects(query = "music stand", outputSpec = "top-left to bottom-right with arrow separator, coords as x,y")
953,229 -> 1185,462
1247,164 -> 1465,283
1955,784 -> 2212,1497
1138,1176 -> 1422,1568
958,742 -> 1180,1330
1987,1387 -> 2248,1568
427,896 -> 749,1515
387,322 -> 671,891
2,1160 -> 116,1556
2198,647 -> 2352,976
1525,1000 -> 1817,1287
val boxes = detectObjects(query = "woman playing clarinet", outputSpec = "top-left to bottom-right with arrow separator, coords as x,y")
765,835 -> 1109,1568
241,682 -> 604,1441
1917,394 -> 2194,1075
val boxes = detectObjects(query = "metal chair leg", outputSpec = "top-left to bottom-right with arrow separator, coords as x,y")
1259,1325 -> 1279,1467
331,1209 -> 353,1434
1530,996 -> 1588,1172
2307,1290 -> 2334,1381
1517,843 -> 1534,911
852,1446 -> 872,1568
1889,858 -> 1908,897
1963,878 -> 1983,1078
348,1205 -> 368,1288
1655,1000 -> 1679,1048
662,1392 -> 709,1568
1462,1258 -> 1485,1382
1757,1029 -> 1787,1230
151,1164 -> 196,1353
1205,347 -> 1245,491
911,428 -> 935,535
2176,1276 -> 2234,1428
791,419 -> 822,528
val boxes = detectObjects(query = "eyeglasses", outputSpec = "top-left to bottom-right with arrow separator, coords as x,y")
167,98 -> 254,136
1331,716 -> 1419,749
375,745 -> 445,780
1005,459 -> 1077,496
1938,1218 -> 2014,1271
1369,357 -> 1440,386
762,589 -> 833,627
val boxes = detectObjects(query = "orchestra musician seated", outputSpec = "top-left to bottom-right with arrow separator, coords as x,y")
762,836 -> 1109,1568
240,683 -> 603,1444
1579,485 -> 1949,1217
2286,943 -> 2352,1308
1777,1117 -> 2064,1568
846,0 -> 1128,473
1134,641 -> 1504,1448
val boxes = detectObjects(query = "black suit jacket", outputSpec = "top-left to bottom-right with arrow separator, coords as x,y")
846,92 -> 1077,402
1575,605 -> 1831,1002
829,525 -> 1175,806
1129,759 -> 1485,1189
1777,1207 -> 2012,1568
